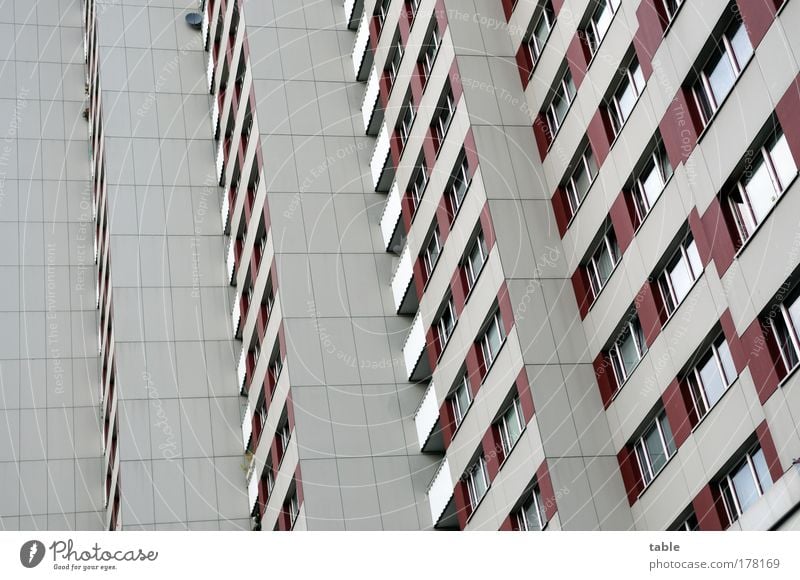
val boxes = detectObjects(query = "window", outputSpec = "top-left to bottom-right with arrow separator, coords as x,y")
672,512 -> 699,531
436,297 -> 457,351
720,446 -> 773,524
729,127 -> 797,242
526,1 -> 555,69
465,456 -> 489,510
608,314 -> 647,387
386,42 -> 404,88
409,161 -> 429,213
771,289 -> 800,374
657,233 -> 703,315
545,68 -> 577,137
287,492 -> 299,528
631,140 -> 672,223
464,231 -> 489,291
278,421 -> 291,453
662,0 -> 684,22
376,0 -> 391,30
479,310 -> 506,369
586,226 -> 620,298
450,374 -> 472,428
269,353 -> 283,386
405,0 -> 420,19
516,486 -> 547,531
565,146 -> 598,215
608,56 -> 645,134
398,101 -> 415,149
497,397 -> 524,455
263,468 -> 275,499
446,155 -> 470,219
420,23 -> 441,80
692,18 -> 752,125
584,0 -> 620,55
422,227 -> 441,278
634,411 -> 677,486
686,335 -> 738,420
432,87 -> 456,147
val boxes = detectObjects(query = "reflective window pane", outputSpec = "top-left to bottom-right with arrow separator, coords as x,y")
707,52 -> 736,106
770,132 -> 797,191
731,460 -> 759,513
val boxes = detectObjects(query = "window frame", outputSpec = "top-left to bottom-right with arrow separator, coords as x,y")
465,456 -> 489,510
545,68 -> 577,139
398,100 -> 416,149
609,56 -> 646,135
497,396 -> 525,456
692,18 -> 752,126
480,310 -> 506,370
565,145 -> 598,215
432,87 -> 456,147
526,0 -> 556,71
656,233 -> 703,316
633,411 -> 677,487
686,335 -> 738,421
631,141 -> 673,223
436,296 -> 457,351
719,446 -> 772,525
422,226 -> 442,279
516,486 -> 547,531
608,314 -> 647,388
446,155 -> 470,219
586,226 -> 621,298
420,22 -> 442,80
584,0 -> 621,56
771,294 -> 800,374
450,374 -> 473,428
409,161 -> 429,214
464,230 -> 489,291
729,128 -> 797,243
386,41 -> 405,88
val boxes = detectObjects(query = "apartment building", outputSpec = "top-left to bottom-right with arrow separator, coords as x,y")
2,0 -> 800,532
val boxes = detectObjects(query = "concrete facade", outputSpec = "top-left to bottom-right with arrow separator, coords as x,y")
2,0 -> 800,531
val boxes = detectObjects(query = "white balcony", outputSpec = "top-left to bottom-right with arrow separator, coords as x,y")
361,65 -> 381,135
207,50 -> 215,92
226,237 -> 235,283
351,8 -> 371,81
202,8 -> 209,49
414,382 -> 439,451
212,98 -> 220,139
380,181 -> 403,252
428,458 -> 454,526
370,121 -> 391,191
221,188 -> 230,232
237,345 -> 247,394
231,290 -> 241,336
216,137 -> 224,184
247,463 -> 259,514
344,0 -> 364,29
403,313 -> 426,379
391,244 -> 414,313
241,401 -> 252,451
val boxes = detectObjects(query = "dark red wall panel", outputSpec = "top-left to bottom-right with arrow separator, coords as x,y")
736,0 -> 778,49
756,420 -> 784,483
776,74 -> 800,167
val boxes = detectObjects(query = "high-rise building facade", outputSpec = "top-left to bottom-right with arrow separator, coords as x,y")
2,0 -> 800,532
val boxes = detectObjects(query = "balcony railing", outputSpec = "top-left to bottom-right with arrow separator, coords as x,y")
391,244 -> 413,313
402,313 -> 426,379
380,181 -> 402,251
414,382 -> 439,451
427,457 -> 454,527
370,121 -> 391,191
362,64 -> 381,134
352,7 -> 371,80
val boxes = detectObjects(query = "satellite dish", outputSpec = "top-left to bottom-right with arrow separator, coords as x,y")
185,12 -> 203,29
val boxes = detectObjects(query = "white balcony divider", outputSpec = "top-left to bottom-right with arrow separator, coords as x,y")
403,313 -> 426,379
226,237 -> 235,283
221,187 -> 230,230
237,345 -> 247,394
231,290 -> 241,335
380,181 -> 402,250
414,382 -> 438,450
207,51 -> 215,92
352,8 -> 370,78
216,137 -> 225,183
344,0 -> 357,25
361,65 -> 380,133
202,9 -> 209,49
370,121 -> 390,190
391,244 -> 413,312
212,98 -> 220,138
247,463 -> 259,512
428,457 -> 454,526
241,401 -> 252,451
